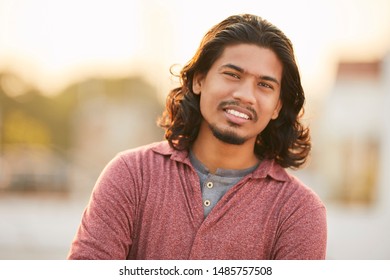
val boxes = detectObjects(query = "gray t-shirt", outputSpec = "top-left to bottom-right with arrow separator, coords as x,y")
189,151 -> 259,217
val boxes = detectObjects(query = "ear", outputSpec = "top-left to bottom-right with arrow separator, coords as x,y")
271,99 -> 283,120
192,72 -> 204,95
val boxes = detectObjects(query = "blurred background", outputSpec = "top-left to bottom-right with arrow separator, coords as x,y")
0,0 -> 389,259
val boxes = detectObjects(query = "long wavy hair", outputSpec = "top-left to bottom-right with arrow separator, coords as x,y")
158,14 -> 311,169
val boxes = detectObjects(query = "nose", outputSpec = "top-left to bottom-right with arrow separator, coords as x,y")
231,79 -> 256,105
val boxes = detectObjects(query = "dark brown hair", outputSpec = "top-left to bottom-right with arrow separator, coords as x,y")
158,14 -> 310,169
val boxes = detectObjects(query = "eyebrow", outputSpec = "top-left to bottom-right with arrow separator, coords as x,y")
220,63 -> 280,86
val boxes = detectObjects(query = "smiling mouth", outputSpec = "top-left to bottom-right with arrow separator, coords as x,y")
225,109 -> 251,120
218,100 -> 258,122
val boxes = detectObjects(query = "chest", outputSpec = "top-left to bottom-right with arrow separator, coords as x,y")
129,171 -> 280,259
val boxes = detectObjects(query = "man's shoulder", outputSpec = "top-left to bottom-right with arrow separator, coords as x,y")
115,141 -> 185,166
118,141 -> 171,157
260,161 -> 324,208
284,172 -> 325,209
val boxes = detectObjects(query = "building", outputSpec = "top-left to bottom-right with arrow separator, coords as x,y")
311,53 -> 390,259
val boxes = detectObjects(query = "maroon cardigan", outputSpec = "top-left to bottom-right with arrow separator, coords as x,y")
68,141 -> 327,259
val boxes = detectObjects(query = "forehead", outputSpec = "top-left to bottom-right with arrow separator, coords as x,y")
211,44 -> 283,79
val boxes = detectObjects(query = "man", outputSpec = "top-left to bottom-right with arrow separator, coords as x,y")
68,14 -> 327,260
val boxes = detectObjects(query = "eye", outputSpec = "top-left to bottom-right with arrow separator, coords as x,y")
258,82 -> 273,90
223,72 -> 240,79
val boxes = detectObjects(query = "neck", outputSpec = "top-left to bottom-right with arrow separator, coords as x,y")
191,125 -> 259,174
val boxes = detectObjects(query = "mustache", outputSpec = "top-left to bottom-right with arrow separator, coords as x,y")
217,100 -> 258,121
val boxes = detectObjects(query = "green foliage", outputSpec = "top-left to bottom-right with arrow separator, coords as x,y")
0,72 -> 162,154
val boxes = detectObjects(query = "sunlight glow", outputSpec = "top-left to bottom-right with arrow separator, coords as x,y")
0,0 -> 389,97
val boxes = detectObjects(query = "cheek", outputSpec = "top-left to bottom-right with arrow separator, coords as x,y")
199,94 -> 215,116
263,94 -> 280,108
198,94 -> 212,118
199,87 -> 219,110
256,98 -> 281,120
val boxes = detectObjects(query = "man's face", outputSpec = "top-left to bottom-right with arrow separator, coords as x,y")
192,44 -> 283,146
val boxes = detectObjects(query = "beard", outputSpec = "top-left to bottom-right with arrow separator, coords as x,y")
209,123 -> 247,145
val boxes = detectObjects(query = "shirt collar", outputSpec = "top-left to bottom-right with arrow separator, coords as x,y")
151,141 -> 192,165
151,141 -> 289,182
251,158 -> 290,182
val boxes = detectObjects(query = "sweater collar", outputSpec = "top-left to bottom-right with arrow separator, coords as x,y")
151,141 -> 289,182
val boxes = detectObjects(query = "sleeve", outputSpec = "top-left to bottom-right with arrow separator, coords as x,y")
271,189 -> 328,260
67,155 -> 137,260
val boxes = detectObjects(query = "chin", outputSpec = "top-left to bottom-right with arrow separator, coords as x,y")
210,124 -> 247,145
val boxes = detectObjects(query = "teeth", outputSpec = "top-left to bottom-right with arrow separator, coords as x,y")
226,109 -> 250,120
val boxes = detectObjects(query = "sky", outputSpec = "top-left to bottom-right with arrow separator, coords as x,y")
0,0 -> 389,100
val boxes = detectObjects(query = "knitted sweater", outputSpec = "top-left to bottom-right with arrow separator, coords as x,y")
68,141 -> 327,259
